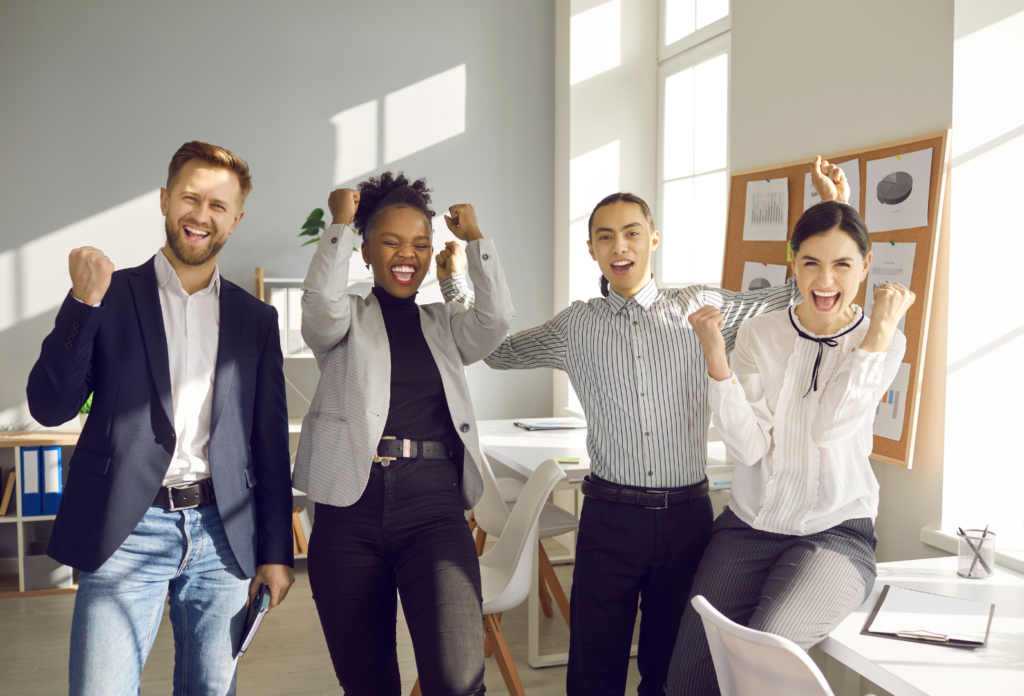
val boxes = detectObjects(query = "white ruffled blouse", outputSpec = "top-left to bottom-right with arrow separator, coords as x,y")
709,305 -> 905,536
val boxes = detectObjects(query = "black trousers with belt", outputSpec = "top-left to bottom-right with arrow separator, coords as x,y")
567,475 -> 714,696
307,457 -> 485,696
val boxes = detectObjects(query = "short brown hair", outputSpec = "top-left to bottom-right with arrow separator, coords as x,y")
167,140 -> 253,203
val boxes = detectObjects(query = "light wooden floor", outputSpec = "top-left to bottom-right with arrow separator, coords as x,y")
0,539 -> 642,695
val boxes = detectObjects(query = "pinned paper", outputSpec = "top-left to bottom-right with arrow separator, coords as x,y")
874,363 -> 911,440
741,261 -> 787,292
743,178 -> 789,242
865,242 -> 916,331
804,158 -> 861,214
866,149 -> 932,233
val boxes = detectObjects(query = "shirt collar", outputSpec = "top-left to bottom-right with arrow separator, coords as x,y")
154,248 -> 221,297
606,275 -> 659,313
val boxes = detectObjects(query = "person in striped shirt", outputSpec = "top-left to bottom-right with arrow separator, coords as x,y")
438,159 -> 848,695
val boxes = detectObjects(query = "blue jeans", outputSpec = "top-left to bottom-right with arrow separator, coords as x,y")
69,502 -> 250,696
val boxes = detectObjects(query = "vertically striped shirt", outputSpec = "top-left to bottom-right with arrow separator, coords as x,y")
442,275 -> 798,488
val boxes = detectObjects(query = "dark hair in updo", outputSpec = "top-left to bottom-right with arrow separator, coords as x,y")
587,192 -> 657,297
353,171 -> 435,241
790,201 -> 870,259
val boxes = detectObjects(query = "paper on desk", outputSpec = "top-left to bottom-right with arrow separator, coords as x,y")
869,585 -> 991,644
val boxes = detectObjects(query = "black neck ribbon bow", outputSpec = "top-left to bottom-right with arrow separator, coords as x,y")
789,308 -> 865,398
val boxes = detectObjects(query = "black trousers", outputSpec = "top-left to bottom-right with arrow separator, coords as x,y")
567,478 -> 714,696
307,457 -> 485,696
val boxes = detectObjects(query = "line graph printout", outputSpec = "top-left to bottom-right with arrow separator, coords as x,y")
874,362 -> 910,441
743,178 -> 789,241
864,242 -> 916,332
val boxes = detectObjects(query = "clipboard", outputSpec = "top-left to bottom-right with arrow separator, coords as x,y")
861,585 -> 995,650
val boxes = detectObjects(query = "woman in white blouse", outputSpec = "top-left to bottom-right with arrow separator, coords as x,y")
665,200 -> 915,695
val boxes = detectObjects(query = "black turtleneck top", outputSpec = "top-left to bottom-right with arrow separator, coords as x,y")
372,286 -> 455,449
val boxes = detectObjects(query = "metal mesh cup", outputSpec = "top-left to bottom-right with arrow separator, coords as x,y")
957,529 -> 996,579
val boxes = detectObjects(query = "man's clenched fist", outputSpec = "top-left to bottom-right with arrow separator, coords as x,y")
69,247 -> 114,306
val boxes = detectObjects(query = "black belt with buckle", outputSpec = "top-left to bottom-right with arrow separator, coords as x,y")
581,475 -> 708,509
153,478 -> 216,511
373,437 -> 452,464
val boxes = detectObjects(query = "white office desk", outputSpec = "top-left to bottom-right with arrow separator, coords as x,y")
477,419 -> 590,485
817,556 -> 1024,696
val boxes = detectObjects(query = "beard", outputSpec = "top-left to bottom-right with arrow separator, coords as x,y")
164,218 -> 228,267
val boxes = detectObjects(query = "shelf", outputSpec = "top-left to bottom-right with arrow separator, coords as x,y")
0,431 -> 80,448
20,515 -> 57,522
0,517 -> 18,524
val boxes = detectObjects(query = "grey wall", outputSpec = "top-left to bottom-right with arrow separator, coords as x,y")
0,0 -> 555,424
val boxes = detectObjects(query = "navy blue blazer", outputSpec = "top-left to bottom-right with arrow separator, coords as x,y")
26,256 -> 293,576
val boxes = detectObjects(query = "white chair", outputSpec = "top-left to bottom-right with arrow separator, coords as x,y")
411,459 -> 567,696
472,453 -> 577,632
691,595 -> 876,696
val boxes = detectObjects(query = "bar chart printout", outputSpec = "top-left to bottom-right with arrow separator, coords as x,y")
874,362 -> 911,441
743,178 -> 789,241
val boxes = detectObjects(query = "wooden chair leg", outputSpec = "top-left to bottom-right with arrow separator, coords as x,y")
539,543 -> 571,628
475,527 -> 487,556
483,612 -> 502,657
484,614 -> 526,696
409,678 -> 421,696
468,512 -> 477,532
538,559 -> 554,617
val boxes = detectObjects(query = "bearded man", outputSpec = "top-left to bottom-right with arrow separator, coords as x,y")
27,141 -> 294,696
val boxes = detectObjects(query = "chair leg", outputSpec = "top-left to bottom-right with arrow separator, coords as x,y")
538,559 -> 554,617
484,614 -> 527,696
409,679 -> 421,696
539,543 -> 571,628
475,527 -> 487,556
483,612 -> 502,657
468,512 -> 477,532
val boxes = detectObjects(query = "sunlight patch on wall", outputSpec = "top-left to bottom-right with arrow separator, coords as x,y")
385,64 -> 466,164
568,140 -> 619,303
570,0 -> 621,86
330,99 -> 379,185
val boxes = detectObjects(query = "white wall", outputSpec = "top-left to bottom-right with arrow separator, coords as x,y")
0,0 -> 556,426
731,0 -> 954,563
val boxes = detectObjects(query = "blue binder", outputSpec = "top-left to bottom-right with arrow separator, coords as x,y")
20,447 -> 42,517
41,446 -> 63,515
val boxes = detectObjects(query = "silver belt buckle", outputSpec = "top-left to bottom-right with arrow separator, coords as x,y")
646,490 -> 670,510
167,484 -> 200,511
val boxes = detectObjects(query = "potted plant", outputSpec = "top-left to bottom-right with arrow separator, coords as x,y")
79,393 -> 92,428
298,208 -> 327,246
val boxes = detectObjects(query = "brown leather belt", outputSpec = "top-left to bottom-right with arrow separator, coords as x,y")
152,478 -> 216,511
581,475 -> 708,509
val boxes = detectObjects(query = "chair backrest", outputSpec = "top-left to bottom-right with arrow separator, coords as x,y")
478,459 -> 565,614
473,451 -> 512,537
691,595 -> 835,696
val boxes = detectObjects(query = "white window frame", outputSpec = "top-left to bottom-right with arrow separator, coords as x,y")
659,0 -> 731,62
654,29 -> 731,288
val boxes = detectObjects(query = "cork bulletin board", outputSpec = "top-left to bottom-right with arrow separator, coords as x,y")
722,130 -> 951,468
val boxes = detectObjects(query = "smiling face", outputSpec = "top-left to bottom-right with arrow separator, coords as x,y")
160,159 -> 244,267
362,205 -> 433,298
588,201 -> 659,298
792,227 -> 872,334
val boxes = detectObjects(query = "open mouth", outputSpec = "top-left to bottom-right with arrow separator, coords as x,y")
610,259 -> 634,277
182,224 -> 211,244
389,264 -> 417,285
811,289 -> 840,311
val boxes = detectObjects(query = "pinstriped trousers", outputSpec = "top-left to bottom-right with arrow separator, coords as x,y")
665,508 -> 877,696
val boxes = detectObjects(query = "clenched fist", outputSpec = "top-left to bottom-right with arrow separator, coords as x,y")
687,305 -> 731,381
435,241 -> 467,280
860,281 -> 916,353
69,247 -> 114,306
444,204 -> 484,242
811,155 -> 850,204
328,188 -> 360,227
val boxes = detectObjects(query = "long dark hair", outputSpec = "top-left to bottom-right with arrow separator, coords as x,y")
587,192 -> 656,297
790,201 -> 870,258
353,171 -> 435,241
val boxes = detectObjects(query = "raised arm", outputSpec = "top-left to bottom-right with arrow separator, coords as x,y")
704,278 -> 799,354
301,188 -> 358,354
484,307 -> 571,372
688,309 -> 773,465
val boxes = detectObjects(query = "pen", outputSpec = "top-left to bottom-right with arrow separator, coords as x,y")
958,527 -> 993,576
967,524 -> 990,578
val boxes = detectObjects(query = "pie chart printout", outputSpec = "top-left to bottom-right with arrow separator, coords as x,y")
876,171 -> 913,205
748,277 -> 771,291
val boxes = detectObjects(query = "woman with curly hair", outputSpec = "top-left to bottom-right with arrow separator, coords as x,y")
292,172 -> 513,695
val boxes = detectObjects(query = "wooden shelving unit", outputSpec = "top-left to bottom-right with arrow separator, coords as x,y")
0,431 -> 81,598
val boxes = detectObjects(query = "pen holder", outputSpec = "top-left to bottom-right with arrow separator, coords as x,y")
957,529 -> 996,579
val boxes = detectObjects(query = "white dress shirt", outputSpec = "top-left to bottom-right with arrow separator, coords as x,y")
709,305 -> 905,536
153,250 -> 220,486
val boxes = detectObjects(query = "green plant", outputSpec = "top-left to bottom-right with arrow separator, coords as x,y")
298,208 -> 327,247
79,393 -> 93,415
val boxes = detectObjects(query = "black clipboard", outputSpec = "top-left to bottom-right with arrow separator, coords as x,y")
860,584 -> 995,650
237,583 -> 272,657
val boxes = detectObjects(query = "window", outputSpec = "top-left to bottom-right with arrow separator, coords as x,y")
657,31 -> 730,286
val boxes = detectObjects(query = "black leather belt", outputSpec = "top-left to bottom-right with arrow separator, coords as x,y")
152,478 -> 216,511
581,475 -> 708,509
373,437 -> 451,464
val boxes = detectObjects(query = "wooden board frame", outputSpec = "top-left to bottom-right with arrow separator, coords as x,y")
723,130 -> 950,468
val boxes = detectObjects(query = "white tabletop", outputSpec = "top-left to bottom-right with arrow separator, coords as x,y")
817,556 -> 1024,696
477,419 -> 590,481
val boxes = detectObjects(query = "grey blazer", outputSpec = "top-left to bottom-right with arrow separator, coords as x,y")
291,224 -> 514,509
